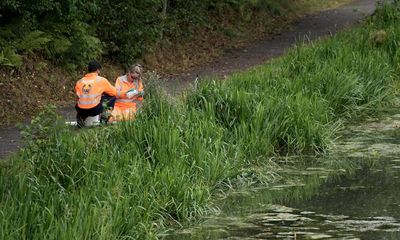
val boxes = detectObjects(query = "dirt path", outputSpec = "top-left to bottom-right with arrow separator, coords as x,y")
0,0 -> 379,159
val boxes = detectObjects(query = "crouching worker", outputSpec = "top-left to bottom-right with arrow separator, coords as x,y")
111,64 -> 144,122
75,61 -> 117,128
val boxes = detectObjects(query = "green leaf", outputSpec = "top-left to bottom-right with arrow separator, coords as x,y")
16,30 -> 52,54
0,47 -> 22,67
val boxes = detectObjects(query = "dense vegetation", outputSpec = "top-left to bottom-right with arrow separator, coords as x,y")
1,1 -> 400,239
0,0 -> 342,69
0,0 -> 348,126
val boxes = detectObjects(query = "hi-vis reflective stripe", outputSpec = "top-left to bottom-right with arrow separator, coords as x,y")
78,99 -> 100,105
117,78 -> 123,97
78,79 -> 94,84
116,99 -> 134,103
115,99 -> 141,106
77,93 -> 101,98
78,76 -> 102,84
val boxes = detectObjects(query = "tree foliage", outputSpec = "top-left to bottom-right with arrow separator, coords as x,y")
0,0 -> 297,68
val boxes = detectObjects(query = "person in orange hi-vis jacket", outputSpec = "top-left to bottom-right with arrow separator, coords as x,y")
111,64 -> 144,122
75,61 -> 117,127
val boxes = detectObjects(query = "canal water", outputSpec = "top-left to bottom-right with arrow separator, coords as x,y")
163,110 -> 400,239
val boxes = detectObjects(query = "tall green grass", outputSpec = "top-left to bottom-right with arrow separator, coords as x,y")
1,2 -> 400,239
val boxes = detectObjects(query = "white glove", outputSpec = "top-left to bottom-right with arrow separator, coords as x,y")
126,89 -> 138,98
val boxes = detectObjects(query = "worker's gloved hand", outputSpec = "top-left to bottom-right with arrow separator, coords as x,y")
126,89 -> 138,98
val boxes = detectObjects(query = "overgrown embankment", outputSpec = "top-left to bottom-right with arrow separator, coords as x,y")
0,0 -> 349,126
1,2 -> 400,239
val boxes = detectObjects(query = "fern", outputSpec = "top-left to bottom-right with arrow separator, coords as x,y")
45,36 -> 72,60
0,47 -> 22,67
16,30 -> 51,54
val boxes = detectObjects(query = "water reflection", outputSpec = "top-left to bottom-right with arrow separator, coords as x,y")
163,113 -> 400,239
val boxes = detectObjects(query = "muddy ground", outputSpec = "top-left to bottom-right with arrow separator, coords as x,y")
0,0 -> 379,159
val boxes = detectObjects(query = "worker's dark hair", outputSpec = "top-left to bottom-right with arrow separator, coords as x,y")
88,60 -> 102,73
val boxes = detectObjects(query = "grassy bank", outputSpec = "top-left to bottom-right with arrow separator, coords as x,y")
1,2 -> 400,239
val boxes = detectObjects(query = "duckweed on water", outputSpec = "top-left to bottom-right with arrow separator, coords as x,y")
164,104 -> 400,239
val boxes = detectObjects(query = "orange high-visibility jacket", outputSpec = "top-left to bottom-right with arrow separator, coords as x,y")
75,73 -> 117,109
114,75 -> 144,110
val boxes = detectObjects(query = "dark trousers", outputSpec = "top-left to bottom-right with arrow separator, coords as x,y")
76,95 -> 116,128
